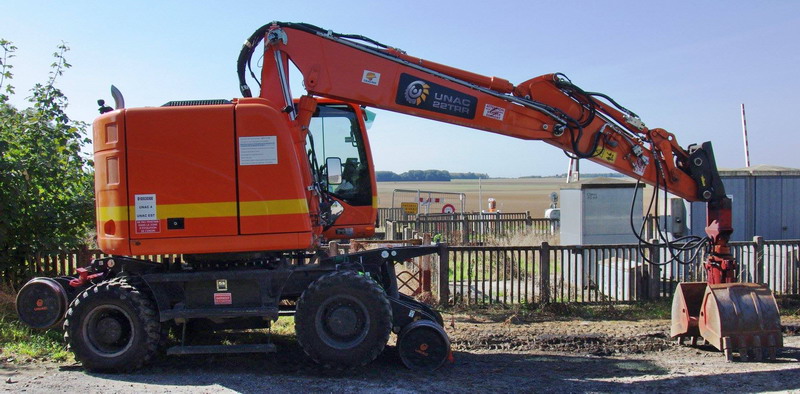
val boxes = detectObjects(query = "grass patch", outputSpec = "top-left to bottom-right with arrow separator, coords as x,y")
0,289 -> 72,363
776,295 -> 800,317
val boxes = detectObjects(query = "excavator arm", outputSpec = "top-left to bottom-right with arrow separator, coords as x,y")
238,22 -> 722,203
239,21 -> 735,281
239,22 -> 780,360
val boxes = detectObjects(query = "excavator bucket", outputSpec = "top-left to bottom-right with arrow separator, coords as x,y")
671,282 -> 706,341
671,282 -> 782,361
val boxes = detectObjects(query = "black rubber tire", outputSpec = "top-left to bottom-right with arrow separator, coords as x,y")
107,275 -> 171,352
295,270 -> 392,368
63,278 -> 161,372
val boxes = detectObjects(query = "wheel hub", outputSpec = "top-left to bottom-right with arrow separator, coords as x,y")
327,306 -> 359,337
96,316 -> 124,344
315,295 -> 371,350
83,305 -> 135,357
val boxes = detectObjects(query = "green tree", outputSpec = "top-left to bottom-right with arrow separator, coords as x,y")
0,40 -> 94,286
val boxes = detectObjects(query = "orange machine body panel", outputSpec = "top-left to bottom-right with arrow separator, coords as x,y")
93,101 -> 315,255
235,99 -> 314,236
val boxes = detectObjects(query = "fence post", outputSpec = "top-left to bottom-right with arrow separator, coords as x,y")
461,218 -> 469,244
77,245 -> 90,269
437,243 -> 450,305
539,242 -> 551,304
753,235 -> 764,284
644,239 -> 661,300
525,211 -> 532,232
328,241 -> 339,257
421,233 -> 432,293
386,220 -> 395,241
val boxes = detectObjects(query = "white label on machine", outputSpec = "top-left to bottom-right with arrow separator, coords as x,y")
134,194 -> 160,234
482,103 -> 505,121
632,156 -> 650,176
362,70 -> 381,86
239,136 -> 278,166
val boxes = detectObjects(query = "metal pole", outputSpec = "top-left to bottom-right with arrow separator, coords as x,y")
566,158 -> 580,183
566,158 -> 573,183
478,177 -> 483,213
741,103 -> 751,167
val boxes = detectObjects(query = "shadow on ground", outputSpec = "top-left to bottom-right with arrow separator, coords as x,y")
59,335 -> 800,393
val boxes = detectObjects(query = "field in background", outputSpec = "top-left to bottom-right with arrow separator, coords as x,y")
378,177 -> 655,217
377,178 -> 567,216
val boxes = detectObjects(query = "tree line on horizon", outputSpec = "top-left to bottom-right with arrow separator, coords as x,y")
376,169 -> 627,182
376,170 -> 489,182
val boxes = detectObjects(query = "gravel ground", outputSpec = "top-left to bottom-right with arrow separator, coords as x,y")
3,316 -> 800,393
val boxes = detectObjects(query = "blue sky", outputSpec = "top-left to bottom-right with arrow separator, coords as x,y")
3,1 -> 799,177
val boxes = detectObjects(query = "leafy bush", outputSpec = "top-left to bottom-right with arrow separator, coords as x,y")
0,40 -> 94,287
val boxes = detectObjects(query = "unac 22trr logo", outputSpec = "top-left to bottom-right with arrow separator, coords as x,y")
404,80 -> 430,105
395,73 -> 477,119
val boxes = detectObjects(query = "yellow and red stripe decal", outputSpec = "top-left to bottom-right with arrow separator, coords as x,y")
97,198 -> 309,221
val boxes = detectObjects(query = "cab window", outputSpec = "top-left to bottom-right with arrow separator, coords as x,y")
307,104 -> 371,206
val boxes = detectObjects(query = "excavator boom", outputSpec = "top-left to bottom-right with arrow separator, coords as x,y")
241,22 -> 719,202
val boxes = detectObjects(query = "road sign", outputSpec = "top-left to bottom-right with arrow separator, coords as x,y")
441,203 -> 456,214
401,202 -> 419,215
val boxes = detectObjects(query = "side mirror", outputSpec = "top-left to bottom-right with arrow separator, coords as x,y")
326,157 -> 342,185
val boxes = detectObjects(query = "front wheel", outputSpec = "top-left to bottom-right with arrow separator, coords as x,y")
63,278 -> 161,372
295,271 -> 392,368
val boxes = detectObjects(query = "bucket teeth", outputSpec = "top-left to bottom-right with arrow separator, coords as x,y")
767,346 -> 777,360
723,336 -> 733,362
752,336 -> 763,362
739,337 -> 750,361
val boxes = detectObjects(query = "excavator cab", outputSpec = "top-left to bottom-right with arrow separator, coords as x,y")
304,100 -> 378,240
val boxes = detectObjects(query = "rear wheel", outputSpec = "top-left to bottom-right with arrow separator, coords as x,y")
63,278 -> 161,372
295,271 -> 392,368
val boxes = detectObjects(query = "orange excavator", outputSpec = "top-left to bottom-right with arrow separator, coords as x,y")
15,21 -> 781,371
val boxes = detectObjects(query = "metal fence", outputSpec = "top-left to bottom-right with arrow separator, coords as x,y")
1,249 -> 183,288
377,208 -> 408,228
5,238 -> 798,307
385,215 -> 557,244
441,238 -> 800,305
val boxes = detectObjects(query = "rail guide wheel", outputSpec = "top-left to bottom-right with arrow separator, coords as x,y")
397,319 -> 451,371
16,277 -> 69,329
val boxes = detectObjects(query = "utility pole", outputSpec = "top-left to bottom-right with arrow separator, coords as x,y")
741,103 -> 751,167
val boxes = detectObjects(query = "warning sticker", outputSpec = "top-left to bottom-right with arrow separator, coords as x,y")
239,136 -> 278,166
135,194 -> 160,234
593,146 -> 617,164
482,104 -> 505,121
632,156 -> 650,176
214,293 -> 232,305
